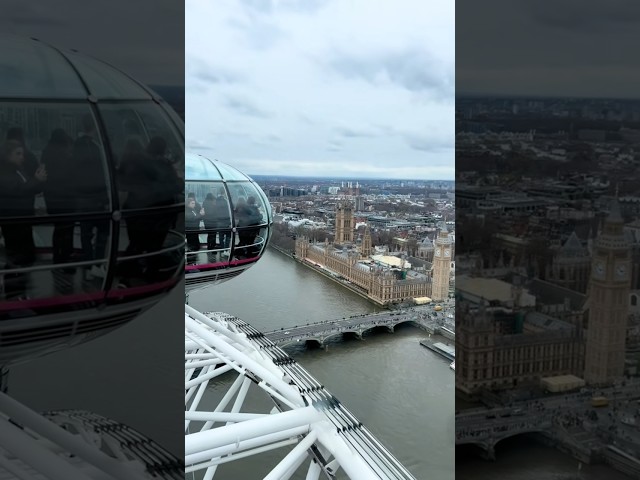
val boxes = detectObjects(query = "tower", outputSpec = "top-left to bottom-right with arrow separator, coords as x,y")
584,200 -> 631,385
334,201 -> 354,245
360,225 -> 372,258
549,231 -> 591,294
432,225 -> 452,301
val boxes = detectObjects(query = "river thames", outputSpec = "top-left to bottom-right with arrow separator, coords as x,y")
190,248 -> 632,480
188,248 -> 454,479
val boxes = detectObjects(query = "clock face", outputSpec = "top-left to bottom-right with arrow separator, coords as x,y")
594,261 -> 605,277
444,249 -> 451,257
616,263 -> 627,279
435,248 -> 441,257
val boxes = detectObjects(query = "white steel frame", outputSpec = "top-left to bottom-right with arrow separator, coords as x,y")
185,304 -> 416,480
0,392 -> 181,480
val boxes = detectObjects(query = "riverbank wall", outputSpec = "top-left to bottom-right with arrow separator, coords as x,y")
269,244 -> 389,308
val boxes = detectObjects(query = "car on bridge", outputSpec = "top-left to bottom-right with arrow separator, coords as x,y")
592,396 -> 609,407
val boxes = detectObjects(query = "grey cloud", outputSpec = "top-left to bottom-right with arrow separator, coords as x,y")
457,0 -> 640,95
403,134 -> 452,152
240,0 -> 330,15
186,83 -> 207,94
333,124 -> 398,139
327,140 -> 344,152
528,0 -> 640,33
228,17 -> 286,50
227,1 -> 289,51
3,2 -> 66,27
297,114 -> 317,126
252,134 -> 282,146
187,144 -> 211,151
188,59 -> 245,86
277,0 -> 330,14
223,96 -> 273,118
334,126 -> 380,138
1,0 -> 184,85
329,48 -> 453,96
239,0 -> 274,14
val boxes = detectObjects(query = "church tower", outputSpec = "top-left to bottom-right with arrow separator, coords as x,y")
584,200 -> 631,385
334,201 -> 354,245
360,225 -> 372,258
432,225 -> 452,301
548,231 -> 591,294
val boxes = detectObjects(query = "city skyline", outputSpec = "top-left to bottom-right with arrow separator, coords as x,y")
186,0 -> 454,180
249,173 -> 456,182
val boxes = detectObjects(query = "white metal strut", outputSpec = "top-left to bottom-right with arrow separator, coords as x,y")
185,304 -> 416,480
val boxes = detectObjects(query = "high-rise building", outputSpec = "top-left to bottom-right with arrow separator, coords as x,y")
335,201 -> 354,244
584,200 -> 631,385
432,226 -> 452,301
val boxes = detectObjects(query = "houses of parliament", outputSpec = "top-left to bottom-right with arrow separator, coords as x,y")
456,200 -> 633,394
294,201 -> 453,306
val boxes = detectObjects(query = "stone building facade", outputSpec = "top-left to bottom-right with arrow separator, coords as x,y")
334,201 -> 354,244
456,302 -> 585,394
295,237 -> 432,305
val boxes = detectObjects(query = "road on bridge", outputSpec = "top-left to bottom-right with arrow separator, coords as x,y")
264,308 -> 439,344
456,380 -> 640,455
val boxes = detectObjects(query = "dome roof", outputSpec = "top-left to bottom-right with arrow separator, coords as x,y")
1,34 -> 157,100
186,153 -> 256,182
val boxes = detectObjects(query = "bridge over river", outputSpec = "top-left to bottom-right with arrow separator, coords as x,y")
263,309 -> 438,347
456,409 -> 554,459
455,382 -> 640,464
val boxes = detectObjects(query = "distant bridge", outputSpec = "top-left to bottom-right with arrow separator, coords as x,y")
263,311 -> 434,347
455,410 -> 553,459
456,381 -> 640,462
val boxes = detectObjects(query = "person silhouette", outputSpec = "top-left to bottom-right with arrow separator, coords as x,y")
0,140 -> 47,299
6,127 -> 39,178
185,198 -> 204,253
0,140 -> 47,267
41,129 -> 75,269
72,114 -> 110,279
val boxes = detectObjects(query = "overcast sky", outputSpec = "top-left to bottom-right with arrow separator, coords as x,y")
2,0 -> 183,86
457,0 -> 640,98
186,0 -> 454,180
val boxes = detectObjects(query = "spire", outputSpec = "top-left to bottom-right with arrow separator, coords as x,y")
560,231 -> 585,254
607,196 -> 623,225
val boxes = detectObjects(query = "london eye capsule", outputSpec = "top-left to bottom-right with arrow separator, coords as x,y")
185,153 -> 272,292
0,35 -> 185,364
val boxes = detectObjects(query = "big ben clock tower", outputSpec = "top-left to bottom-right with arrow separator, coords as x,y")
432,225 -> 452,301
584,200 -> 631,385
